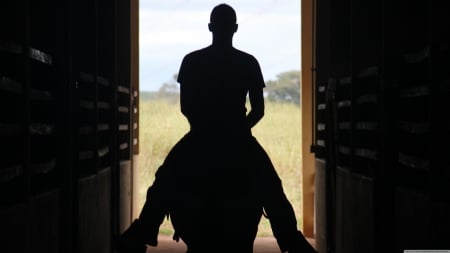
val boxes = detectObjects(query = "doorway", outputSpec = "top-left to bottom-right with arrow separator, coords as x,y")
133,0 -> 314,243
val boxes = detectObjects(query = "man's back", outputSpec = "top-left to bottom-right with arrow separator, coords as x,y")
177,45 -> 265,133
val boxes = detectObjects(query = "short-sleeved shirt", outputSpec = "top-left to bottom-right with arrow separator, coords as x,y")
177,46 -> 265,132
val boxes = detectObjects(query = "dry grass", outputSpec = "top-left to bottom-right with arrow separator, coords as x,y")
136,99 -> 302,237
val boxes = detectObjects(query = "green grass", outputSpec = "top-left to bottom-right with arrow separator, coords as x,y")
136,99 -> 302,237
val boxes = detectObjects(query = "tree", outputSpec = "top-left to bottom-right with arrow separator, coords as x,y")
155,71 -> 302,105
156,74 -> 180,103
265,70 -> 301,106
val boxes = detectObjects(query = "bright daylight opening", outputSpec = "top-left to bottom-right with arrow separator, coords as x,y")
136,0 -> 302,238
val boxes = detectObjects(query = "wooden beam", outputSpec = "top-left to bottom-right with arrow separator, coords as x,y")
301,0 -> 316,238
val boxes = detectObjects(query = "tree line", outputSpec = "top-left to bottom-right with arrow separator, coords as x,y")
143,70 -> 301,106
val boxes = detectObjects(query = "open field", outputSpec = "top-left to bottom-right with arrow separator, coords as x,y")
136,99 -> 302,237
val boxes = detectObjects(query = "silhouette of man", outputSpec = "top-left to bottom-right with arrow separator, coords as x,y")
178,5 -> 265,136
117,4 -> 317,253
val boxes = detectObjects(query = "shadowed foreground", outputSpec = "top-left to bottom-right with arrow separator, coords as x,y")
146,236 -> 316,253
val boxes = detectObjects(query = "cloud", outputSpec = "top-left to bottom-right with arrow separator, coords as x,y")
139,1 -> 300,91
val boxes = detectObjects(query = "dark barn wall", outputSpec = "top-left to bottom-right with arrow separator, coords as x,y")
314,0 -> 450,252
0,0 -> 136,252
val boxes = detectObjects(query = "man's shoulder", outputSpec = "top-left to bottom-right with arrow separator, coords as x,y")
182,46 -> 211,60
181,46 -> 260,67
228,48 -> 259,64
233,48 -> 255,58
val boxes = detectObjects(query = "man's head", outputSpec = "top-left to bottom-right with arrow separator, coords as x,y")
208,4 -> 238,34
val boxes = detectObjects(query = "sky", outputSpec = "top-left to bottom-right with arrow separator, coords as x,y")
139,0 -> 301,91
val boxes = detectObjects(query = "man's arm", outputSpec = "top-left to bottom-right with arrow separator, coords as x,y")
178,54 -> 193,120
180,81 -> 193,120
247,86 -> 264,128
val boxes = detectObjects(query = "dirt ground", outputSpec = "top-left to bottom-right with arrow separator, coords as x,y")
146,235 -> 316,253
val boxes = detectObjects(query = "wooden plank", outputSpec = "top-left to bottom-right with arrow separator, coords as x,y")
351,173 -> 375,253
30,189 -> 60,253
29,48 -> 52,65
0,202 -> 27,253
394,187 -> 431,251
97,167 -> 112,253
0,76 -> 22,93
78,175 -> 98,253
335,167 -> 352,253
119,160 -> 132,232
314,159 -> 327,253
